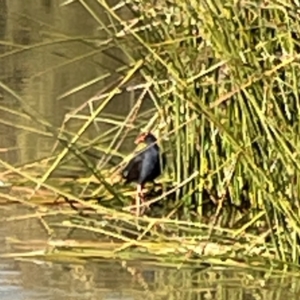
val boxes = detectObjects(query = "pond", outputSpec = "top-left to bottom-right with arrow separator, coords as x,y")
1,205 -> 299,300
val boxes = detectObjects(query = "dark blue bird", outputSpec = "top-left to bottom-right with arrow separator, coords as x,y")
122,132 -> 166,215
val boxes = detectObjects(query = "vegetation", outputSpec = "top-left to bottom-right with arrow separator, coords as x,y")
1,0 -> 300,272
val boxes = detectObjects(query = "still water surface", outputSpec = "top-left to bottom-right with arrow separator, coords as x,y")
1,205 -> 299,300
1,205 -> 300,300
0,1 -> 299,299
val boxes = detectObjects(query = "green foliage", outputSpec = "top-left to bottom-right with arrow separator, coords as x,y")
2,0 -> 300,268
117,0 -> 300,262
119,0 -> 300,262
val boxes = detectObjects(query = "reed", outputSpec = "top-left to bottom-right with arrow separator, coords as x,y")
1,0 -> 300,269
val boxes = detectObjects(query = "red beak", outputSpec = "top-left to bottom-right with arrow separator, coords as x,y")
134,133 -> 147,144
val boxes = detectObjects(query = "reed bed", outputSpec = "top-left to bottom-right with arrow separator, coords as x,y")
1,0 -> 300,270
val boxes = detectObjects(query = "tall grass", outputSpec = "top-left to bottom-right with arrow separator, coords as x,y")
2,0 -> 300,267
114,0 -> 300,261
144,0 -> 296,258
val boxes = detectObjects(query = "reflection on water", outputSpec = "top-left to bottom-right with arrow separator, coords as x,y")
0,207 -> 139,300
0,207 -> 299,300
0,261 -> 136,300
0,0 -> 138,168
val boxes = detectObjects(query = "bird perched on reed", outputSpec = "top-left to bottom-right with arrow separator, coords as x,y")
121,132 -> 166,216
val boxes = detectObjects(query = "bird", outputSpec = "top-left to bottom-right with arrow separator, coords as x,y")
121,132 -> 166,216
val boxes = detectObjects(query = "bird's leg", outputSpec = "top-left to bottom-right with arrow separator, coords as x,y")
135,184 -> 145,216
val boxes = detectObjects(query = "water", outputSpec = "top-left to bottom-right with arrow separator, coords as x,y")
0,1 -> 299,299
0,208 -> 299,300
